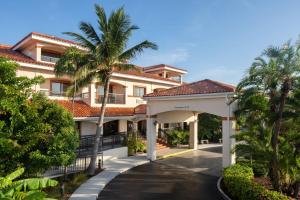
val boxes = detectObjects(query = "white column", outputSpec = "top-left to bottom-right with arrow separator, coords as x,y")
189,119 -> 198,150
222,119 -> 236,168
133,121 -> 138,132
146,117 -> 157,161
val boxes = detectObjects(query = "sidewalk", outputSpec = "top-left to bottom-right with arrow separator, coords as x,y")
69,155 -> 149,200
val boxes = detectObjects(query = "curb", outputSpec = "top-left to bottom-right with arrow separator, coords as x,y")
159,149 -> 195,159
217,176 -> 232,200
69,157 -> 149,200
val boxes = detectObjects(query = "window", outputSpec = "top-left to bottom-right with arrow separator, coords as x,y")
51,81 -> 70,96
133,86 -> 146,97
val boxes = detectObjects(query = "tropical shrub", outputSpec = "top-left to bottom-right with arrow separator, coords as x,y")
127,132 -> 146,155
198,113 -> 222,142
166,130 -> 189,146
0,58 -> 79,176
235,39 -> 300,196
223,164 -> 289,200
0,168 -> 57,200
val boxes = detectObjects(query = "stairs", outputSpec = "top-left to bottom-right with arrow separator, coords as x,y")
156,138 -> 169,150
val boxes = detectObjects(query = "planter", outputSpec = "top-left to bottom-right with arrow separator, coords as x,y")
217,176 -> 232,200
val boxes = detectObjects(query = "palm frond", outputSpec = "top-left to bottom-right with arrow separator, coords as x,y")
119,40 -> 158,62
63,32 -> 96,51
79,22 -> 101,45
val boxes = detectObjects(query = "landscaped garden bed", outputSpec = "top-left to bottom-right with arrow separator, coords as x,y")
220,164 -> 291,200
45,169 -> 103,199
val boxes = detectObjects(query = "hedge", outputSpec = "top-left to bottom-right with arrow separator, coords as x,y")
223,164 -> 289,200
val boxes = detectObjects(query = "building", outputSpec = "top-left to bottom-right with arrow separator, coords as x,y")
0,32 -> 187,137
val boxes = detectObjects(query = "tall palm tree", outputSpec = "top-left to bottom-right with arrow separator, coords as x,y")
55,47 -> 88,113
64,5 -> 157,175
236,42 -> 300,190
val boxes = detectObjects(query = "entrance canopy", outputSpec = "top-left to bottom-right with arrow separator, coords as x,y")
144,79 -> 237,168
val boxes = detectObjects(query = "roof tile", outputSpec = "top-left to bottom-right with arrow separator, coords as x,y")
55,100 -> 146,117
144,79 -> 235,97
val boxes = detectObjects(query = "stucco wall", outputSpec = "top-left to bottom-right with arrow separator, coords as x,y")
80,121 -> 97,136
102,147 -> 128,161
118,119 -> 127,132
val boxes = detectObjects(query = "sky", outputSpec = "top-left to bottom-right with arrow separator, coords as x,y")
1,0 -> 300,85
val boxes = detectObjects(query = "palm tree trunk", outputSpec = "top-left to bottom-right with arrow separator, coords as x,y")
270,80 -> 290,191
87,75 -> 111,175
72,79 -> 76,114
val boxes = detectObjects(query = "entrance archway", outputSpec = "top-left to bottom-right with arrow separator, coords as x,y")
143,79 -> 237,168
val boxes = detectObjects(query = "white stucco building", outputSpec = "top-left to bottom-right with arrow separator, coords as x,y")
0,32 -> 237,167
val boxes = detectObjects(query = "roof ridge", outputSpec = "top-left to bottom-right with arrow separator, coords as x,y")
0,44 -> 12,49
204,79 -> 236,90
144,79 -> 235,97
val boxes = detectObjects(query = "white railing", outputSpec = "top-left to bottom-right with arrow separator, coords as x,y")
95,93 -> 125,104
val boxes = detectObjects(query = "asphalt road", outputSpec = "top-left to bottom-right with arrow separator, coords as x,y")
99,146 -> 223,200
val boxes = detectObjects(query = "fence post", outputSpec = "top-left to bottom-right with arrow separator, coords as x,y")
98,158 -> 102,169
84,156 -> 87,170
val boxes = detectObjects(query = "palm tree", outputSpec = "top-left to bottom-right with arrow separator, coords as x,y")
55,47 -> 88,113
236,42 -> 300,190
63,5 -> 157,175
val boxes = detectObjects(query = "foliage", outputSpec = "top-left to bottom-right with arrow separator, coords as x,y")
0,168 -> 57,200
198,113 -> 221,142
234,39 -> 300,195
61,4 -> 157,175
127,132 -> 146,155
166,130 -> 189,146
45,172 -> 88,199
223,164 -> 289,200
0,58 -> 79,176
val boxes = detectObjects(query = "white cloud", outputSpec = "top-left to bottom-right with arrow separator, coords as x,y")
134,48 -> 190,66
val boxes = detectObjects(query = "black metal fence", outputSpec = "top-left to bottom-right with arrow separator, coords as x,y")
43,133 -> 127,178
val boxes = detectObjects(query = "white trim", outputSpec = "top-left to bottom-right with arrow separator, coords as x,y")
12,36 -> 32,50
112,72 -> 181,86
144,92 -> 235,101
16,61 -> 54,71
144,66 -> 187,74
74,116 -> 135,121
32,35 -> 86,50
13,33 -> 86,51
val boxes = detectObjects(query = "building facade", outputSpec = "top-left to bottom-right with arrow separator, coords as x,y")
0,32 -> 187,137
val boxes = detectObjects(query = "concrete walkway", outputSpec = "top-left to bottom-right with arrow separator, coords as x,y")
69,155 -> 149,200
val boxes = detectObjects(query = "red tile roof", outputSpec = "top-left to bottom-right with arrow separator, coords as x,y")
134,104 -> 147,114
144,79 -> 235,97
113,68 -> 180,83
1,32 -> 184,83
0,44 -> 55,67
55,100 -> 146,118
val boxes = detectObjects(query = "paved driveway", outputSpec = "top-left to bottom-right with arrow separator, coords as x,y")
99,146 -> 222,200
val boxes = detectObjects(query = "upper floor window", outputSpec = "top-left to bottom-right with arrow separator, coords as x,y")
41,50 -> 61,63
51,81 -> 70,96
133,86 -> 146,97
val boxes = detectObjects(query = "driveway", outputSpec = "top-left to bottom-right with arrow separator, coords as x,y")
99,146 -> 222,200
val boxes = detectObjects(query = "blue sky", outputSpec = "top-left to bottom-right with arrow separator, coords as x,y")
1,0 -> 300,84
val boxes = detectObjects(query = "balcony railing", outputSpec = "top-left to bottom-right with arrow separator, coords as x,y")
38,89 -> 89,99
95,93 -> 125,104
41,55 -> 60,63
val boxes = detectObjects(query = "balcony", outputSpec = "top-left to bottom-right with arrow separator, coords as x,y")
41,55 -> 60,63
95,93 -> 125,104
38,89 -> 88,99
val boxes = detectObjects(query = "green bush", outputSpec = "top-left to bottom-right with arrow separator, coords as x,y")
166,130 -> 189,146
223,164 -> 289,200
127,132 -> 146,155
